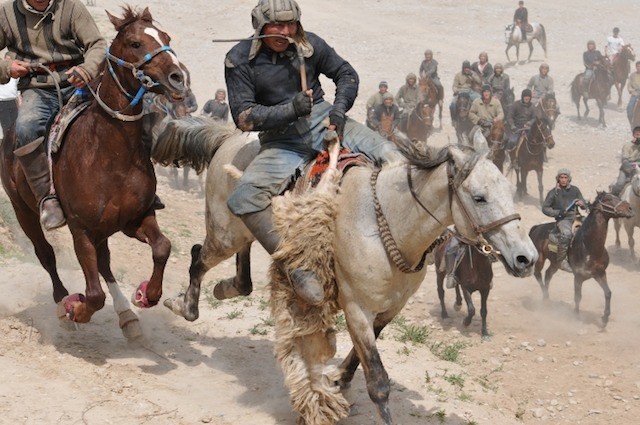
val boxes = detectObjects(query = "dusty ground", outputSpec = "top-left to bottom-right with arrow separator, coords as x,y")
1,0 -> 639,424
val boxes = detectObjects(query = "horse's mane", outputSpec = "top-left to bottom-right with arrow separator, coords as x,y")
393,136 -> 451,170
152,116 -> 238,173
113,5 -> 154,31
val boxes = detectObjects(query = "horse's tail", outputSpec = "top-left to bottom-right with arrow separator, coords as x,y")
151,116 -> 237,174
569,74 -> 581,105
539,23 -> 547,54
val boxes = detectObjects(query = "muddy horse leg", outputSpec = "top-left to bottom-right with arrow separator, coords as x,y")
343,303 -> 392,425
594,272 -> 612,326
126,214 -> 171,309
10,200 -> 68,303
479,287 -> 490,337
461,287 -> 475,327
95,240 -> 142,340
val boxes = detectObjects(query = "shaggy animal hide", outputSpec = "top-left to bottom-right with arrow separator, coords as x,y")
270,167 -> 350,425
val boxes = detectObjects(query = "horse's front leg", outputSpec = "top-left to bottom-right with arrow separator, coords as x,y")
127,214 -> 171,308
461,286 -> 475,327
626,224 -> 636,260
61,232 -> 106,323
542,263 -> 558,300
537,168 -> 544,207
573,276 -> 585,318
527,41 -> 534,61
598,100 -> 606,127
505,45 -> 512,63
436,271 -> 448,319
583,97 -> 590,118
614,218 -> 622,247
343,302 -> 392,424
96,240 -> 142,340
616,83 -> 623,108
594,272 -> 612,326
479,287 -> 490,337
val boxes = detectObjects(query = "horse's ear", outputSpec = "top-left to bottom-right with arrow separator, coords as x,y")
106,10 -> 126,31
449,144 -> 468,166
140,7 -> 153,23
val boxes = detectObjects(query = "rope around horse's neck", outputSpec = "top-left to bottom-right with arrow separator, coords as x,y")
370,168 -> 446,273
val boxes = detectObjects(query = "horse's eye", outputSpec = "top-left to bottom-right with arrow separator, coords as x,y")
131,41 -> 141,48
473,195 -> 487,203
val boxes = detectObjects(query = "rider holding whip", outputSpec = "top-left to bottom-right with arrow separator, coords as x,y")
224,0 -> 401,305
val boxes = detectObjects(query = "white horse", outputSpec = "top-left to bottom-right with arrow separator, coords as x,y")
153,120 -> 538,424
505,22 -> 548,63
614,171 -> 640,260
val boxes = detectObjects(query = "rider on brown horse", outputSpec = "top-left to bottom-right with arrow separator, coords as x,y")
365,80 -> 389,129
419,49 -> 443,101
370,92 -> 400,140
611,126 -> 640,196
395,72 -> 419,129
224,0 -> 401,305
1,0 -> 106,230
506,89 -> 536,150
542,168 -> 586,272
582,40 -> 607,100
605,27 -> 625,64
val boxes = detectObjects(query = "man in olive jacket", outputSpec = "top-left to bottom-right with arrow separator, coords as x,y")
0,0 -> 106,230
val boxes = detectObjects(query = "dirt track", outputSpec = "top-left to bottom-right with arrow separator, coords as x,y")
1,1 -> 639,424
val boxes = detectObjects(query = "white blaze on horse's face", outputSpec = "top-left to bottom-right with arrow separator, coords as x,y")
144,27 -> 189,85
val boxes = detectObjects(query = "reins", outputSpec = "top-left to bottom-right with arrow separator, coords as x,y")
370,154 -> 521,274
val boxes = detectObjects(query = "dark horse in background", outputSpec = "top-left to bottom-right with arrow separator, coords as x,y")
509,109 -> 555,205
487,120 -> 507,172
452,92 -> 474,143
0,7 -> 190,335
571,61 -> 610,127
398,74 -> 442,144
434,232 -> 496,338
529,192 -> 633,327
536,93 -> 560,130
610,44 -> 636,108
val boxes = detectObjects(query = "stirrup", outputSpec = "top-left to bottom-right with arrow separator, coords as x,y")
39,194 -> 66,231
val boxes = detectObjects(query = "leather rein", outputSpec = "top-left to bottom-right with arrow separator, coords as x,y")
370,157 -> 521,274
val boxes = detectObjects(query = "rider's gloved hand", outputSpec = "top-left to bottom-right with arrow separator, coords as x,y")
329,110 -> 346,139
292,90 -> 313,117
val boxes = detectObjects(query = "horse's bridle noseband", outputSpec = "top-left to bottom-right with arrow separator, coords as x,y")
370,155 -> 521,274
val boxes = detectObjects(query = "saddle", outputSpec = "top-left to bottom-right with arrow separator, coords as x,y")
291,147 -> 374,195
548,217 -> 583,252
47,91 -> 92,154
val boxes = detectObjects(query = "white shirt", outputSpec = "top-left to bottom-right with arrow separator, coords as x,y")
607,35 -> 624,55
0,78 -> 18,101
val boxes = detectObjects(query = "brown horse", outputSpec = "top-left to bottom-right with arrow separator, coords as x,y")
571,61 -> 610,127
434,232 -> 495,337
611,45 -> 636,108
536,93 -> 559,130
403,74 -> 442,143
453,92 -> 474,143
529,192 -> 633,326
487,119 -> 506,172
0,7 -> 190,333
510,112 -> 555,205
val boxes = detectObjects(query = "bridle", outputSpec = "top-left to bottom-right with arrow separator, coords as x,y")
83,33 -> 176,122
591,195 -> 628,216
370,153 -> 521,273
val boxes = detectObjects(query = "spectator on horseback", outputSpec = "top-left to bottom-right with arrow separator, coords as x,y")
0,0 -> 106,230
224,0 -> 401,305
365,80 -> 389,129
371,92 -> 400,140
395,72 -> 419,128
513,0 -> 528,42
450,60 -> 481,122
506,89 -> 536,150
488,63 -> 512,104
201,88 -> 229,122
471,52 -> 493,84
419,49 -> 443,100
611,126 -> 640,196
469,85 -> 504,133
605,27 -> 625,64
527,63 -> 554,103
627,61 -> 640,123
542,168 -> 586,272
582,40 -> 606,100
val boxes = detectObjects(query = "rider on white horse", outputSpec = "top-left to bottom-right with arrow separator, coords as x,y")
513,0 -> 528,41
611,126 -> 640,196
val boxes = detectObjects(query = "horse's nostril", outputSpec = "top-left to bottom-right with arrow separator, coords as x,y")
516,255 -> 530,266
169,72 -> 183,84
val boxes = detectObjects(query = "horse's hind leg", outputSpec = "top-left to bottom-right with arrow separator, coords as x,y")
480,287 -> 490,337
593,273 -> 611,326
126,214 -> 171,309
436,271 -> 449,318
213,244 -> 252,300
573,276 -> 586,319
537,169 -> 544,207
343,302 -> 392,424
11,200 -> 68,302
96,240 -> 142,340
527,41 -> 534,62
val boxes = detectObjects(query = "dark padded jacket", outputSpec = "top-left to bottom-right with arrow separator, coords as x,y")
508,100 -> 535,130
542,185 -> 585,219
225,31 -> 358,132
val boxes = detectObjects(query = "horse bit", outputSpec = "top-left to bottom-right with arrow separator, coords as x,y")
370,155 -> 521,274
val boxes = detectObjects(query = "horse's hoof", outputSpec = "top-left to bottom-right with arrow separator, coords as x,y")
132,280 -> 152,308
56,293 -> 86,322
453,302 -> 462,312
214,279 -> 241,300
463,317 -> 472,327
119,309 -> 143,340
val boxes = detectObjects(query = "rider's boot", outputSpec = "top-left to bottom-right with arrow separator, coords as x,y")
241,207 -> 324,305
556,238 -> 572,273
14,137 -> 66,230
